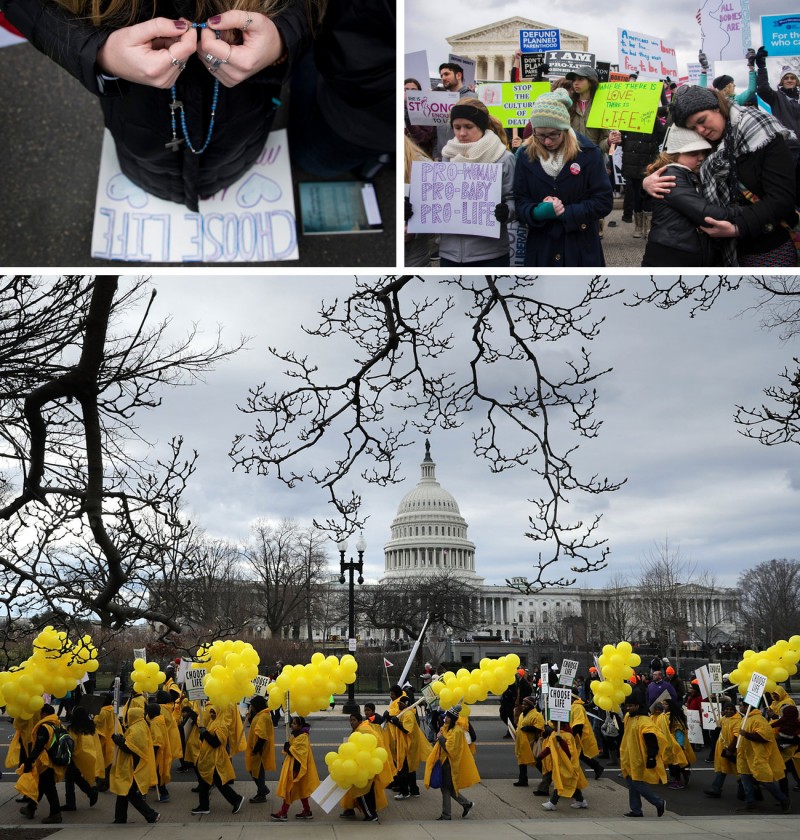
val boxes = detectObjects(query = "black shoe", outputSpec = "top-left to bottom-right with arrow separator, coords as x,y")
20,805 -> 35,819
436,815 -> 451,820
250,794 -> 268,803
657,800 -> 666,818
704,789 -> 721,798
621,216 -> 633,223
191,786 -> 200,793
364,814 -> 378,822
503,733 -> 513,739
112,820 -> 127,824
513,781 -> 529,787
61,805 -> 77,812
462,801 -> 473,818
191,807 -> 210,815
624,811 -> 643,817
534,790 -> 550,796
594,767 -> 604,780
339,809 -> 356,818
233,796 -> 244,814
42,814 -> 63,824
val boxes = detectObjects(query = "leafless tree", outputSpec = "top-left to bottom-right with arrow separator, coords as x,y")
690,572 -> 728,654
355,569 -> 482,641
0,276 -> 244,635
599,573 -> 641,643
636,539 -> 696,669
231,276 -> 625,591
737,558 -> 800,647
242,519 -> 330,637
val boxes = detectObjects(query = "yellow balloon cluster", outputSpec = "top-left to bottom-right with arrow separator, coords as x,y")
728,635 -> 800,698
267,652 -> 357,716
0,626 -> 99,720
194,640 -> 260,707
591,642 -> 640,711
430,654 -> 520,709
131,658 -> 166,695
324,730 -> 388,789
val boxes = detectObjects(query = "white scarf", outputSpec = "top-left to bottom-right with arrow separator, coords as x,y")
442,131 -> 507,163
536,129 -> 578,178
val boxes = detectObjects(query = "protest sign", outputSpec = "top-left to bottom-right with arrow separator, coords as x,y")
595,61 -> 612,83
695,664 -> 712,699
709,663 -> 723,693
618,28 -> 678,79
405,50 -> 431,89
544,50 -> 596,78
559,659 -> 579,688
406,90 -> 460,126
701,702 -> 718,730
407,160 -> 502,239
549,687 -> 572,723
699,0 -> 748,61
510,220 -> 528,266
586,81 -> 662,133
687,61 -> 703,85
521,53 -> 547,79
450,53 -> 476,87
253,675 -> 270,697
686,709 -> 704,744
185,667 -> 208,702
133,648 -> 146,662
476,81 -> 550,127
743,671 -> 767,708
761,14 -> 800,57
520,29 -> 560,52
176,658 -> 192,685
649,688 -> 671,713
609,71 -> 631,81
91,128 -> 297,262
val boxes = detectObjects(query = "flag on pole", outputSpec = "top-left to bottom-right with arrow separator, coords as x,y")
695,8 -> 702,25
384,658 -> 394,668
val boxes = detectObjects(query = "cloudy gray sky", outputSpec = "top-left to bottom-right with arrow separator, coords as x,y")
404,0 -> 799,80
111,276 -> 799,592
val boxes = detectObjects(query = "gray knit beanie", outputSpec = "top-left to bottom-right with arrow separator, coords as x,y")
670,85 -> 721,127
529,88 -> 573,130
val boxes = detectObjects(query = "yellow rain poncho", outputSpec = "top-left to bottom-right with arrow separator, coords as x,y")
539,727 -> 587,798
340,721 -> 393,811
245,708 -> 276,776
514,706 -> 544,766
148,711 -> 173,786
424,719 -> 480,796
220,703 -> 247,756
94,703 -> 116,771
276,729 -> 320,803
14,713 -> 64,801
160,701 -> 183,759
736,709 -> 785,784
6,711 -> 40,769
69,727 -> 100,786
713,711 -> 742,775
570,699 -> 600,758
770,687 -> 796,717
620,712 -> 668,785
395,709 -> 432,771
110,707 -> 157,795
196,708 -> 235,786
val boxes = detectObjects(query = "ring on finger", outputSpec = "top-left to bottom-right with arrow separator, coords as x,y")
167,47 -> 186,72
205,52 -> 216,64
219,43 -> 233,64
243,14 -> 253,31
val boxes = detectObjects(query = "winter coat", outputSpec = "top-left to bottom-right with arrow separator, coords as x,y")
620,712 -> 668,785
514,133 -> 613,267
437,149 -> 516,265
643,163 -> 738,266
570,99 -> 611,154
756,68 -> 800,148
736,710 -> 785,783
2,0 -> 307,211
620,124 -> 666,180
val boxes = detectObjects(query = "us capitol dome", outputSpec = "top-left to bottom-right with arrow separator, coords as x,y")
381,440 -> 483,585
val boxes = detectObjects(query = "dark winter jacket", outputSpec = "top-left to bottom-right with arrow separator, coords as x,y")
514,132 -> 613,267
2,0 -> 308,211
756,67 -> 800,153
643,163 -> 739,266
620,123 -> 666,181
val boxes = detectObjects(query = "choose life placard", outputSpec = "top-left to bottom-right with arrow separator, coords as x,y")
476,81 -> 550,127
743,671 -> 767,708
548,687 -> 572,723
407,160 -> 502,239
185,667 -> 208,702
560,659 -> 579,688
586,81 -> 663,133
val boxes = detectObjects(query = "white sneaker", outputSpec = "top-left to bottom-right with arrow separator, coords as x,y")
394,794 -> 410,800
571,800 -> 588,809
542,801 -> 557,811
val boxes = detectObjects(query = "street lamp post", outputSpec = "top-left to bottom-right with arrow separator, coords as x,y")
338,535 -> 365,716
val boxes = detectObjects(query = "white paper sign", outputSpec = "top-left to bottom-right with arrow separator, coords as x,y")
701,701 -> 718,730
406,90 -> 460,126
311,775 -> 350,813
687,61 -> 703,85
133,648 -> 147,662
695,665 -> 712,699
548,687 -> 573,722
560,659 -> 579,687
348,638 -> 357,652
405,50 -> 431,89
686,709 -> 704,744
744,671 -> 767,707
176,658 -> 192,685
253,675 -> 270,697
185,667 -> 208,702
709,663 -> 723,694
91,128 -> 298,262
699,0 -> 748,61
450,53 -> 476,87
407,160 -> 502,239
618,28 -> 679,79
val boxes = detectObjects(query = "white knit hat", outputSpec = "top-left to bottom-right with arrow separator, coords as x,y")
663,124 -> 712,153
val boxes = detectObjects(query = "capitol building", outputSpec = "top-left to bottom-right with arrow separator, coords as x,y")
370,441 -> 740,652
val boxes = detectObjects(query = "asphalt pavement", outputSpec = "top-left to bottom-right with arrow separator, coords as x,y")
0,41 -> 396,268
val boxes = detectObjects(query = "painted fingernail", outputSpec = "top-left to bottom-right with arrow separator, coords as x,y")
174,20 -> 187,29
209,15 -> 221,24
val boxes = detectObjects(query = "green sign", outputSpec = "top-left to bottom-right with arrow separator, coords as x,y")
586,81 -> 662,134
476,81 -> 551,128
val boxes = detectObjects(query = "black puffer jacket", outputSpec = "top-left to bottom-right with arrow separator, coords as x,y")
2,0 -> 309,210
644,163 -> 739,265
620,122 -> 666,180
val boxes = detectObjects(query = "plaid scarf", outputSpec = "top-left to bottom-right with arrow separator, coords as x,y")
699,104 -> 794,266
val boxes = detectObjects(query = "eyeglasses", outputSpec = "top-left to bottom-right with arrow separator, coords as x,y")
533,131 -> 563,142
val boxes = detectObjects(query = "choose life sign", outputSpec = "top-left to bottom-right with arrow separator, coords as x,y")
762,14 -> 800,56
549,687 -> 573,723
408,161 -> 502,238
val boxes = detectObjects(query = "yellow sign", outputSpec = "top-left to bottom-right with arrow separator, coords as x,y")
586,81 -> 663,134
476,82 -> 551,128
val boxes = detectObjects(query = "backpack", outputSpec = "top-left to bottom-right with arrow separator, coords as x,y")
49,725 -> 75,767
600,712 -> 620,739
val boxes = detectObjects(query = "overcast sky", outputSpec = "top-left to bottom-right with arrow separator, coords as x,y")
404,0 -> 799,80
104,276 -> 800,592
